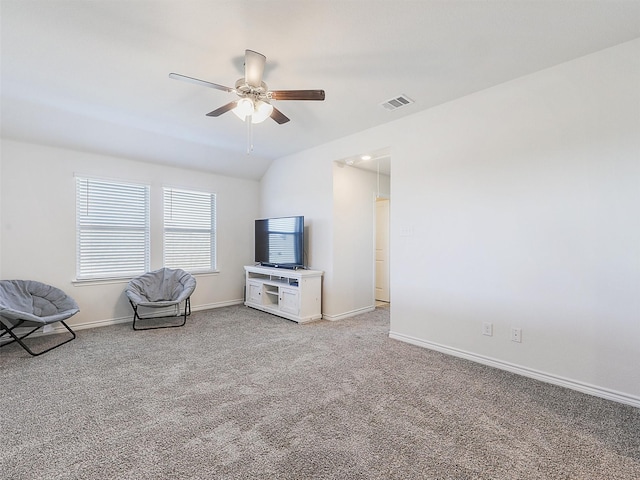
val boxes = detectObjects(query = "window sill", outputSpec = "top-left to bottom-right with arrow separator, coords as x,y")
189,270 -> 220,277
73,270 -> 220,286
72,277 -> 133,287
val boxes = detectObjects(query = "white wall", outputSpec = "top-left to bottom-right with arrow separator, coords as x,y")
0,140 -> 260,329
259,149 -> 335,272
260,39 -> 640,406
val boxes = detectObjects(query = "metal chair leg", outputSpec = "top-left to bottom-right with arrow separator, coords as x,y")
0,319 -> 76,356
130,298 -> 192,331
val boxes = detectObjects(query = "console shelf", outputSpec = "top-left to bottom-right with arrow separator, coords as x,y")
244,265 -> 323,323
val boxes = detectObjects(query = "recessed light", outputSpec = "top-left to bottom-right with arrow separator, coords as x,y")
361,155 -> 372,161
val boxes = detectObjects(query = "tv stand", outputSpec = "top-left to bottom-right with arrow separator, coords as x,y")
244,265 -> 323,323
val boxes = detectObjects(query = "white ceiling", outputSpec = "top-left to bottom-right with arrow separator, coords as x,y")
1,1 -> 639,180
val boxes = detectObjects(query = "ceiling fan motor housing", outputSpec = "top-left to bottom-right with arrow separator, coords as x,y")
234,78 -> 268,100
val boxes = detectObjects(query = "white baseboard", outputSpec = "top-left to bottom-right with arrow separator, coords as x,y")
191,299 -> 244,312
323,305 -> 376,321
389,330 -> 640,409
72,315 -> 132,331
10,300 -> 245,337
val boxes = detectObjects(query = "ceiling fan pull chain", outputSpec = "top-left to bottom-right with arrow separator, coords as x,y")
246,115 -> 254,154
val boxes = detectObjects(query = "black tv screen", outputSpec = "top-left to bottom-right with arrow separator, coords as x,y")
255,216 -> 304,268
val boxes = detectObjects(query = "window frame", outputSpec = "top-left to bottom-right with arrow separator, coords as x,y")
163,186 -> 217,273
75,175 -> 150,281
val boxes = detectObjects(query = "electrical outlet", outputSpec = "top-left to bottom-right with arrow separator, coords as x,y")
511,327 -> 522,343
482,322 -> 493,336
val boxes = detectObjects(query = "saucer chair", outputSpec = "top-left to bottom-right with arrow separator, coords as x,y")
0,280 -> 79,356
125,268 -> 196,330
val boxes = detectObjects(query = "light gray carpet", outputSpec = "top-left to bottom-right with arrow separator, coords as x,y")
1,305 -> 638,479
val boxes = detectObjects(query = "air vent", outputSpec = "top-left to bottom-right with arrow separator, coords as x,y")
380,94 -> 414,111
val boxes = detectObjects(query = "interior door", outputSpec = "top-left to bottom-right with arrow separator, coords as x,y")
375,198 -> 390,302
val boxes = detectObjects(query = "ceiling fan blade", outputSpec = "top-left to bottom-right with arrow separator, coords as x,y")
270,90 -> 326,101
244,50 -> 266,87
206,101 -> 238,117
169,73 -> 233,93
270,106 -> 290,124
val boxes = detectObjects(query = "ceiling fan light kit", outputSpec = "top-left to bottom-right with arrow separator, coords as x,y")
170,49 -> 325,152
232,98 -> 274,124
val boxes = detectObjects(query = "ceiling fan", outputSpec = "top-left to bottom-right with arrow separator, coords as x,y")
170,49 -> 325,128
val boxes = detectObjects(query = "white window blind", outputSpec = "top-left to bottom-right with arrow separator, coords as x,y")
164,187 -> 216,272
76,177 -> 150,280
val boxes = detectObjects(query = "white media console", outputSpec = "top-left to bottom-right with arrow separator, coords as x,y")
244,265 -> 323,323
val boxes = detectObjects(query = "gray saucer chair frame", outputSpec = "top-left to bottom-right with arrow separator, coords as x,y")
125,268 -> 197,331
0,280 -> 79,356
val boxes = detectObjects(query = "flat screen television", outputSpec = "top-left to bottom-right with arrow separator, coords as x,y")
255,216 -> 304,269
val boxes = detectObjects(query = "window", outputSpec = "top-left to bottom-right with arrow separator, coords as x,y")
76,177 -> 150,280
163,187 -> 216,272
